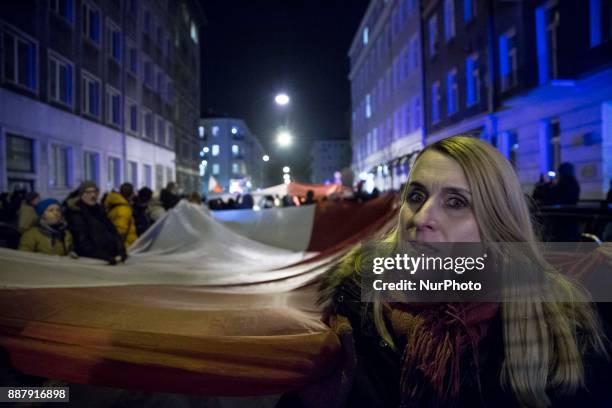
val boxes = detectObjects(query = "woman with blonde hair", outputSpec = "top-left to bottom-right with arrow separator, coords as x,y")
280,135 -> 610,407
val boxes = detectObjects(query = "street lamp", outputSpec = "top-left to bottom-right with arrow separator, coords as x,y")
262,155 -> 270,162
275,93 -> 290,106
277,131 -> 293,147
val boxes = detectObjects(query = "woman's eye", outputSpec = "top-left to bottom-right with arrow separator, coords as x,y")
446,196 -> 468,209
408,191 -> 426,204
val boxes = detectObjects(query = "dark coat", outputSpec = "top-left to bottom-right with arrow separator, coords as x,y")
279,267 -> 612,408
64,198 -> 126,262
160,189 -> 180,211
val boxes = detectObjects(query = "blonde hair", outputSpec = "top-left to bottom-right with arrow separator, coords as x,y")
356,136 -> 606,407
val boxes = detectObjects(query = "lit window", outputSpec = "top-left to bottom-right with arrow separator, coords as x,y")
499,28 -> 518,91
212,163 -> 220,175
232,163 -> 240,174
232,144 -> 239,155
212,126 -> 220,137
50,0 -> 74,23
447,69 -> 458,115
107,22 -> 122,63
363,27 -> 369,45
212,145 -> 220,156
444,0 -> 456,40
2,27 -> 37,91
428,14 -> 438,57
198,126 -> 205,137
465,53 -> 480,106
431,81 -> 440,124
48,53 -> 73,106
82,71 -> 101,117
106,86 -> 121,126
365,93 -> 372,118
50,144 -> 70,189
464,0 -> 476,23
82,2 -> 101,44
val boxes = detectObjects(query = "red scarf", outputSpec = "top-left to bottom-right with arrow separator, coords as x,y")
386,302 -> 500,406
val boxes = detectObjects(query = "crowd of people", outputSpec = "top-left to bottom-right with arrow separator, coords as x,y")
0,181 -> 197,264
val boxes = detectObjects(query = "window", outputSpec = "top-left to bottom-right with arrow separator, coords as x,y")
156,68 -> 164,94
156,25 -> 164,50
127,99 -> 138,134
127,44 -> 138,75
2,27 -> 37,91
412,96 -> 421,130
428,14 -> 439,58
157,117 -> 166,145
431,81 -> 441,124
549,118 -> 561,172
499,28 -> 518,91
6,134 -> 34,172
143,110 -> 154,139
536,1 -> 560,84
363,26 -> 369,45
82,2 -> 101,44
143,164 -> 152,188
212,163 -> 220,175
143,58 -> 153,87
447,69 -> 458,115
365,93 -> 372,118
212,144 -> 220,156
403,103 -> 411,135
155,164 -> 164,190
107,21 -> 121,63
166,80 -> 174,103
48,52 -> 73,106
464,0 -> 476,23
401,46 -> 410,80
589,0 -> 612,46
82,71 -> 101,117
106,86 -> 121,126
50,0 -> 74,24
128,161 -> 138,186
465,53 -> 480,106
410,35 -> 419,69
198,126 -> 205,138
108,157 -> 121,190
232,162 -> 240,175
166,167 -> 173,185
83,151 -> 99,183
50,144 -> 70,188
144,10 -> 152,35
212,126 -> 220,137
167,123 -> 174,148
232,144 -> 240,157
444,0 -> 456,41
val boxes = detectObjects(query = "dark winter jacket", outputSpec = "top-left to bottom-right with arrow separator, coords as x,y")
160,189 -> 180,211
64,198 -> 127,263
279,262 -> 612,408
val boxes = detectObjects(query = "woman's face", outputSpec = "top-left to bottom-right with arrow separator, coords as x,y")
399,150 -> 481,243
42,204 -> 62,225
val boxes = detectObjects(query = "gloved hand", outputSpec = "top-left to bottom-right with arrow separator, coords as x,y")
297,314 -> 357,408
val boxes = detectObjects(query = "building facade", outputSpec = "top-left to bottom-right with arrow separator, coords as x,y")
310,139 -> 351,184
351,0 -> 612,199
198,117 -> 265,194
0,0 -> 204,199
422,0 -> 612,198
349,0 -> 425,192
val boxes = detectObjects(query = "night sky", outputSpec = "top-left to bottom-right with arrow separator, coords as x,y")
201,0 -> 369,183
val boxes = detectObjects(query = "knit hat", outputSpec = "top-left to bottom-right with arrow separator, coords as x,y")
78,181 -> 99,197
35,198 -> 61,217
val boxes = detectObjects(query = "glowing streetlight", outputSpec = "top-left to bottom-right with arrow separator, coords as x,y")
262,155 -> 270,162
277,131 -> 293,147
275,93 -> 290,106
282,166 -> 290,173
